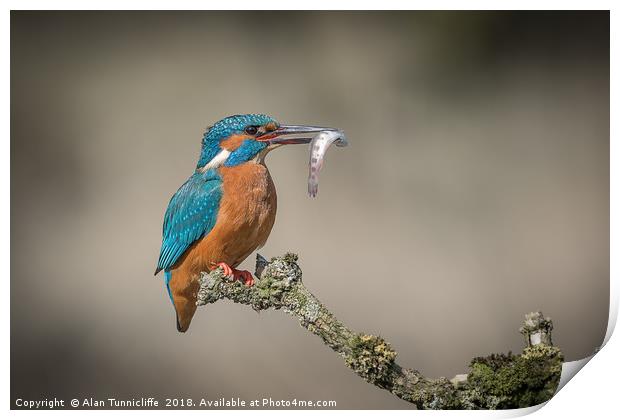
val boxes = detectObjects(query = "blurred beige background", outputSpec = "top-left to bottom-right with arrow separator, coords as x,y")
11,11 -> 609,409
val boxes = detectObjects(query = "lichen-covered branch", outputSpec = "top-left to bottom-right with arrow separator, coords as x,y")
196,253 -> 563,409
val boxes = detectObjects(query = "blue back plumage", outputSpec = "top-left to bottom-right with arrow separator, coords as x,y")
156,169 -> 223,273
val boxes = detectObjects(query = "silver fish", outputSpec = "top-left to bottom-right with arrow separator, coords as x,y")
308,130 -> 348,197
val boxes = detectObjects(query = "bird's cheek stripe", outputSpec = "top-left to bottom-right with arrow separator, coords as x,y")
199,149 -> 231,172
220,134 -> 252,151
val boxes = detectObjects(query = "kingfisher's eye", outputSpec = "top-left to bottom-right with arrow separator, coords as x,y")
245,126 -> 258,135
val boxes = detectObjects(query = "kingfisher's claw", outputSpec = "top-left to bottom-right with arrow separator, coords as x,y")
209,262 -> 233,277
209,262 -> 254,286
235,270 -> 255,287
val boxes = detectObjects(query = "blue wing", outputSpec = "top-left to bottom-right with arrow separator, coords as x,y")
155,170 -> 223,274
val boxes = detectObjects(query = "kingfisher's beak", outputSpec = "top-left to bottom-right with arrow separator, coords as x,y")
257,125 -> 336,145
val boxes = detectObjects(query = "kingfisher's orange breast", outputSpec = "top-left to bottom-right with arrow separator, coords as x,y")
183,160 -> 277,274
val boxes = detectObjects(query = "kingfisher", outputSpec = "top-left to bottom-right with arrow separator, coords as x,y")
155,114 -> 333,332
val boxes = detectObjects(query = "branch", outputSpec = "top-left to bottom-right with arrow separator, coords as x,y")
196,253 -> 563,409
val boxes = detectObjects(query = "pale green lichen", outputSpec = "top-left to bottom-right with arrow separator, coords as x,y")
464,344 -> 563,409
197,253 -> 302,311
345,334 -> 397,385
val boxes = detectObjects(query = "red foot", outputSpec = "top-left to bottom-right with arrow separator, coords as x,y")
209,262 -> 233,277
234,269 -> 255,287
209,262 -> 255,286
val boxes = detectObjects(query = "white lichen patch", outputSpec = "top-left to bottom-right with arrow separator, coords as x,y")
263,253 -> 302,285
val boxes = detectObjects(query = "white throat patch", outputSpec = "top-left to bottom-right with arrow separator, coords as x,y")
199,149 -> 231,172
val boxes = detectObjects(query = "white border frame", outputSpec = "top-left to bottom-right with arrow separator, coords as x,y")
3,2 -> 616,418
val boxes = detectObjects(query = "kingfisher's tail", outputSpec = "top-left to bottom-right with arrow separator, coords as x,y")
165,270 -> 199,333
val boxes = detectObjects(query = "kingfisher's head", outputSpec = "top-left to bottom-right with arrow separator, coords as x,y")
196,114 -> 334,171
